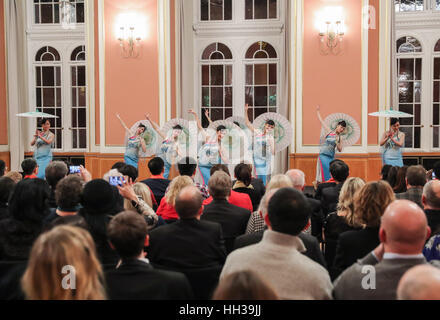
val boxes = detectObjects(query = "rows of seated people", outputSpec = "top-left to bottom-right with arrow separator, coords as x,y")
1,157 -> 440,300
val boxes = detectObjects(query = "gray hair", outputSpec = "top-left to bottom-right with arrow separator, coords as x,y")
258,188 -> 279,218
423,180 -> 440,209
208,171 -> 232,200
286,169 -> 306,188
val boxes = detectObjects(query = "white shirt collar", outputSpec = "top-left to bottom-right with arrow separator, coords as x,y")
383,253 -> 424,260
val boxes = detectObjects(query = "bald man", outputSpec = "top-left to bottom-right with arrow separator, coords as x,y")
422,180 -> 440,235
147,186 -> 227,272
286,169 -> 323,240
333,200 -> 432,300
397,265 -> 440,300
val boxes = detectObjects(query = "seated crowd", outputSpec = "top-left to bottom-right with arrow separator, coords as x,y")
2,156 -> 440,300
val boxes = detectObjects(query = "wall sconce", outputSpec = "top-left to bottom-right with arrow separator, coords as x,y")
117,26 -> 141,58
317,7 -> 346,55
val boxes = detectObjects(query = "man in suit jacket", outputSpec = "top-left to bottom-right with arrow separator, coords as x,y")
105,211 -> 193,300
319,161 -> 349,217
396,165 -> 427,209
221,188 -> 333,300
314,159 -> 347,200
333,200 -> 432,300
233,187 -> 327,268
422,180 -> 440,236
202,171 -> 251,252
147,186 -> 227,269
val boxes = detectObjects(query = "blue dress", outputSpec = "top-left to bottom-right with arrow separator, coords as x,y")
34,131 -> 54,179
253,133 -> 272,186
316,133 -> 338,183
198,140 -> 222,185
124,136 -> 141,169
157,139 -> 178,179
382,132 -> 404,167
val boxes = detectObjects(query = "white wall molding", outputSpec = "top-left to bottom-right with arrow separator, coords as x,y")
158,0 -> 172,125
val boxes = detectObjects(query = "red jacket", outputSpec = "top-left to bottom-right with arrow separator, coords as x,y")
203,190 -> 253,212
156,197 -> 179,221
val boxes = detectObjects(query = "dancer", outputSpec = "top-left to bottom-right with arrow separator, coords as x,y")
116,114 -> 147,169
31,118 -> 55,179
189,108 -> 212,142
145,114 -> 182,179
316,106 -> 346,183
198,124 -> 229,185
244,104 -> 275,186
380,118 -> 405,167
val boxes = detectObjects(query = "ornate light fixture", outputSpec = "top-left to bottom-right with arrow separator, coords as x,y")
117,26 -> 142,58
317,7 -> 345,55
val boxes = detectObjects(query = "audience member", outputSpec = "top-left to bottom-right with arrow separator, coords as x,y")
79,179 -> 124,265
314,159 -> 345,199
45,161 -> 68,208
380,164 -> 392,181
43,175 -> 83,225
422,180 -> 440,236
386,166 -> 399,189
213,270 -> 279,300
203,165 -> 253,212
117,164 -> 138,183
246,174 -> 293,234
395,165 -> 426,208
234,188 -> 327,267
221,188 -> 333,300
111,162 -> 126,171
141,157 -> 171,206
0,160 -> 5,176
148,186 -> 226,269
177,157 -> 209,199
21,159 -> 38,179
286,169 -> 322,237
320,160 -> 350,217
105,211 -> 193,300
232,163 -> 266,200
397,265 -> 440,300
233,163 -> 262,212
156,176 -> 193,223
0,177 -> 15,220
5,171 -> 22,184
434,161 -> 440,181
324,177 -> 365,278
333,181 -> 395,278
123,182 -> 153,211
0,179 -> 50,261
48,215 -> 88,231
22,225 -> 106,300
202,171 -> 251,253
393,166 -> 409,194
333,200 -> 432,300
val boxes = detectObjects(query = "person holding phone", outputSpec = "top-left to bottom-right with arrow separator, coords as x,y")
380,118 -> 405,168
31,118 -> 55,179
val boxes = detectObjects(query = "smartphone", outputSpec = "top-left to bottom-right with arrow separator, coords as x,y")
69,166 -> 81,174
109,176 -> 125,187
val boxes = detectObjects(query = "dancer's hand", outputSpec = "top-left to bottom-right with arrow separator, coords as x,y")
144,113 -> 151,121
316,105 -> 321,112
245,104 -> 249,112
204,109 -> 210,119
188,109 -> 196,116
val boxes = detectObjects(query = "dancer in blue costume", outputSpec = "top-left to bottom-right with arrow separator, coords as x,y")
198,124 -> 229,185
116,114 -> 147,169
316,106 -> 347,183
145,114 -> 182,179
380,118 -> 405,167
244,104 -> 275,186
31,118 -> 55,179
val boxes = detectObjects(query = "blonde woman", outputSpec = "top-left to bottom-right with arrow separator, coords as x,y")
123,182 -> 159,230
246,174 -> 294,234
21,225 -> 106,300
156,175 -> 193,223
323,177 -> 365,275
333,180 -> 395,278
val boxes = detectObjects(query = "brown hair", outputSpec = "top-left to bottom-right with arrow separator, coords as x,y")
213,271 -> 279,300
21,226 -> 106,300
208,171 -> 232,200
353,181 -> 395,228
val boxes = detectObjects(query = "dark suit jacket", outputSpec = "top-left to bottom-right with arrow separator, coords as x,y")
332,227 -> 380,280
396,187 -> 424,209
147,219 -> 227,269
321,183 -> 343,217
315,182 -> 337,201
233,229 -> 327,268
305,196 -> 324,241
426,209 -> 440,236
333,253 -> 429,300
233,187 -> 262,212
105,259 -> 193,300
201,199 -> 251,252
232,179 -> 265,198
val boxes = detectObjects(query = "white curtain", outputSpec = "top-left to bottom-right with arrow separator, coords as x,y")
5,0 -> 28,171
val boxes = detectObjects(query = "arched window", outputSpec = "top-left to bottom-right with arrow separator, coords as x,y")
35,46 -> 62,149
201,43 -> 233,126
396,36 -> 423,149
70,46 -> 87,149
245,41 -> 278,121
245,0 -> 277,20
395,0 -> 425,12
433,40 -> 440,147
201,0 -> 232,21
34,0 -> 85,24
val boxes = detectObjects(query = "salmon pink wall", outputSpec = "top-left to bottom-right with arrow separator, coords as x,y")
302,0 -> 363,146
368,0 -> 379,145
0,0 -> 8,145
104,0 -> 160,146
94,0 -> 100,145
170,0 -> 176,119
